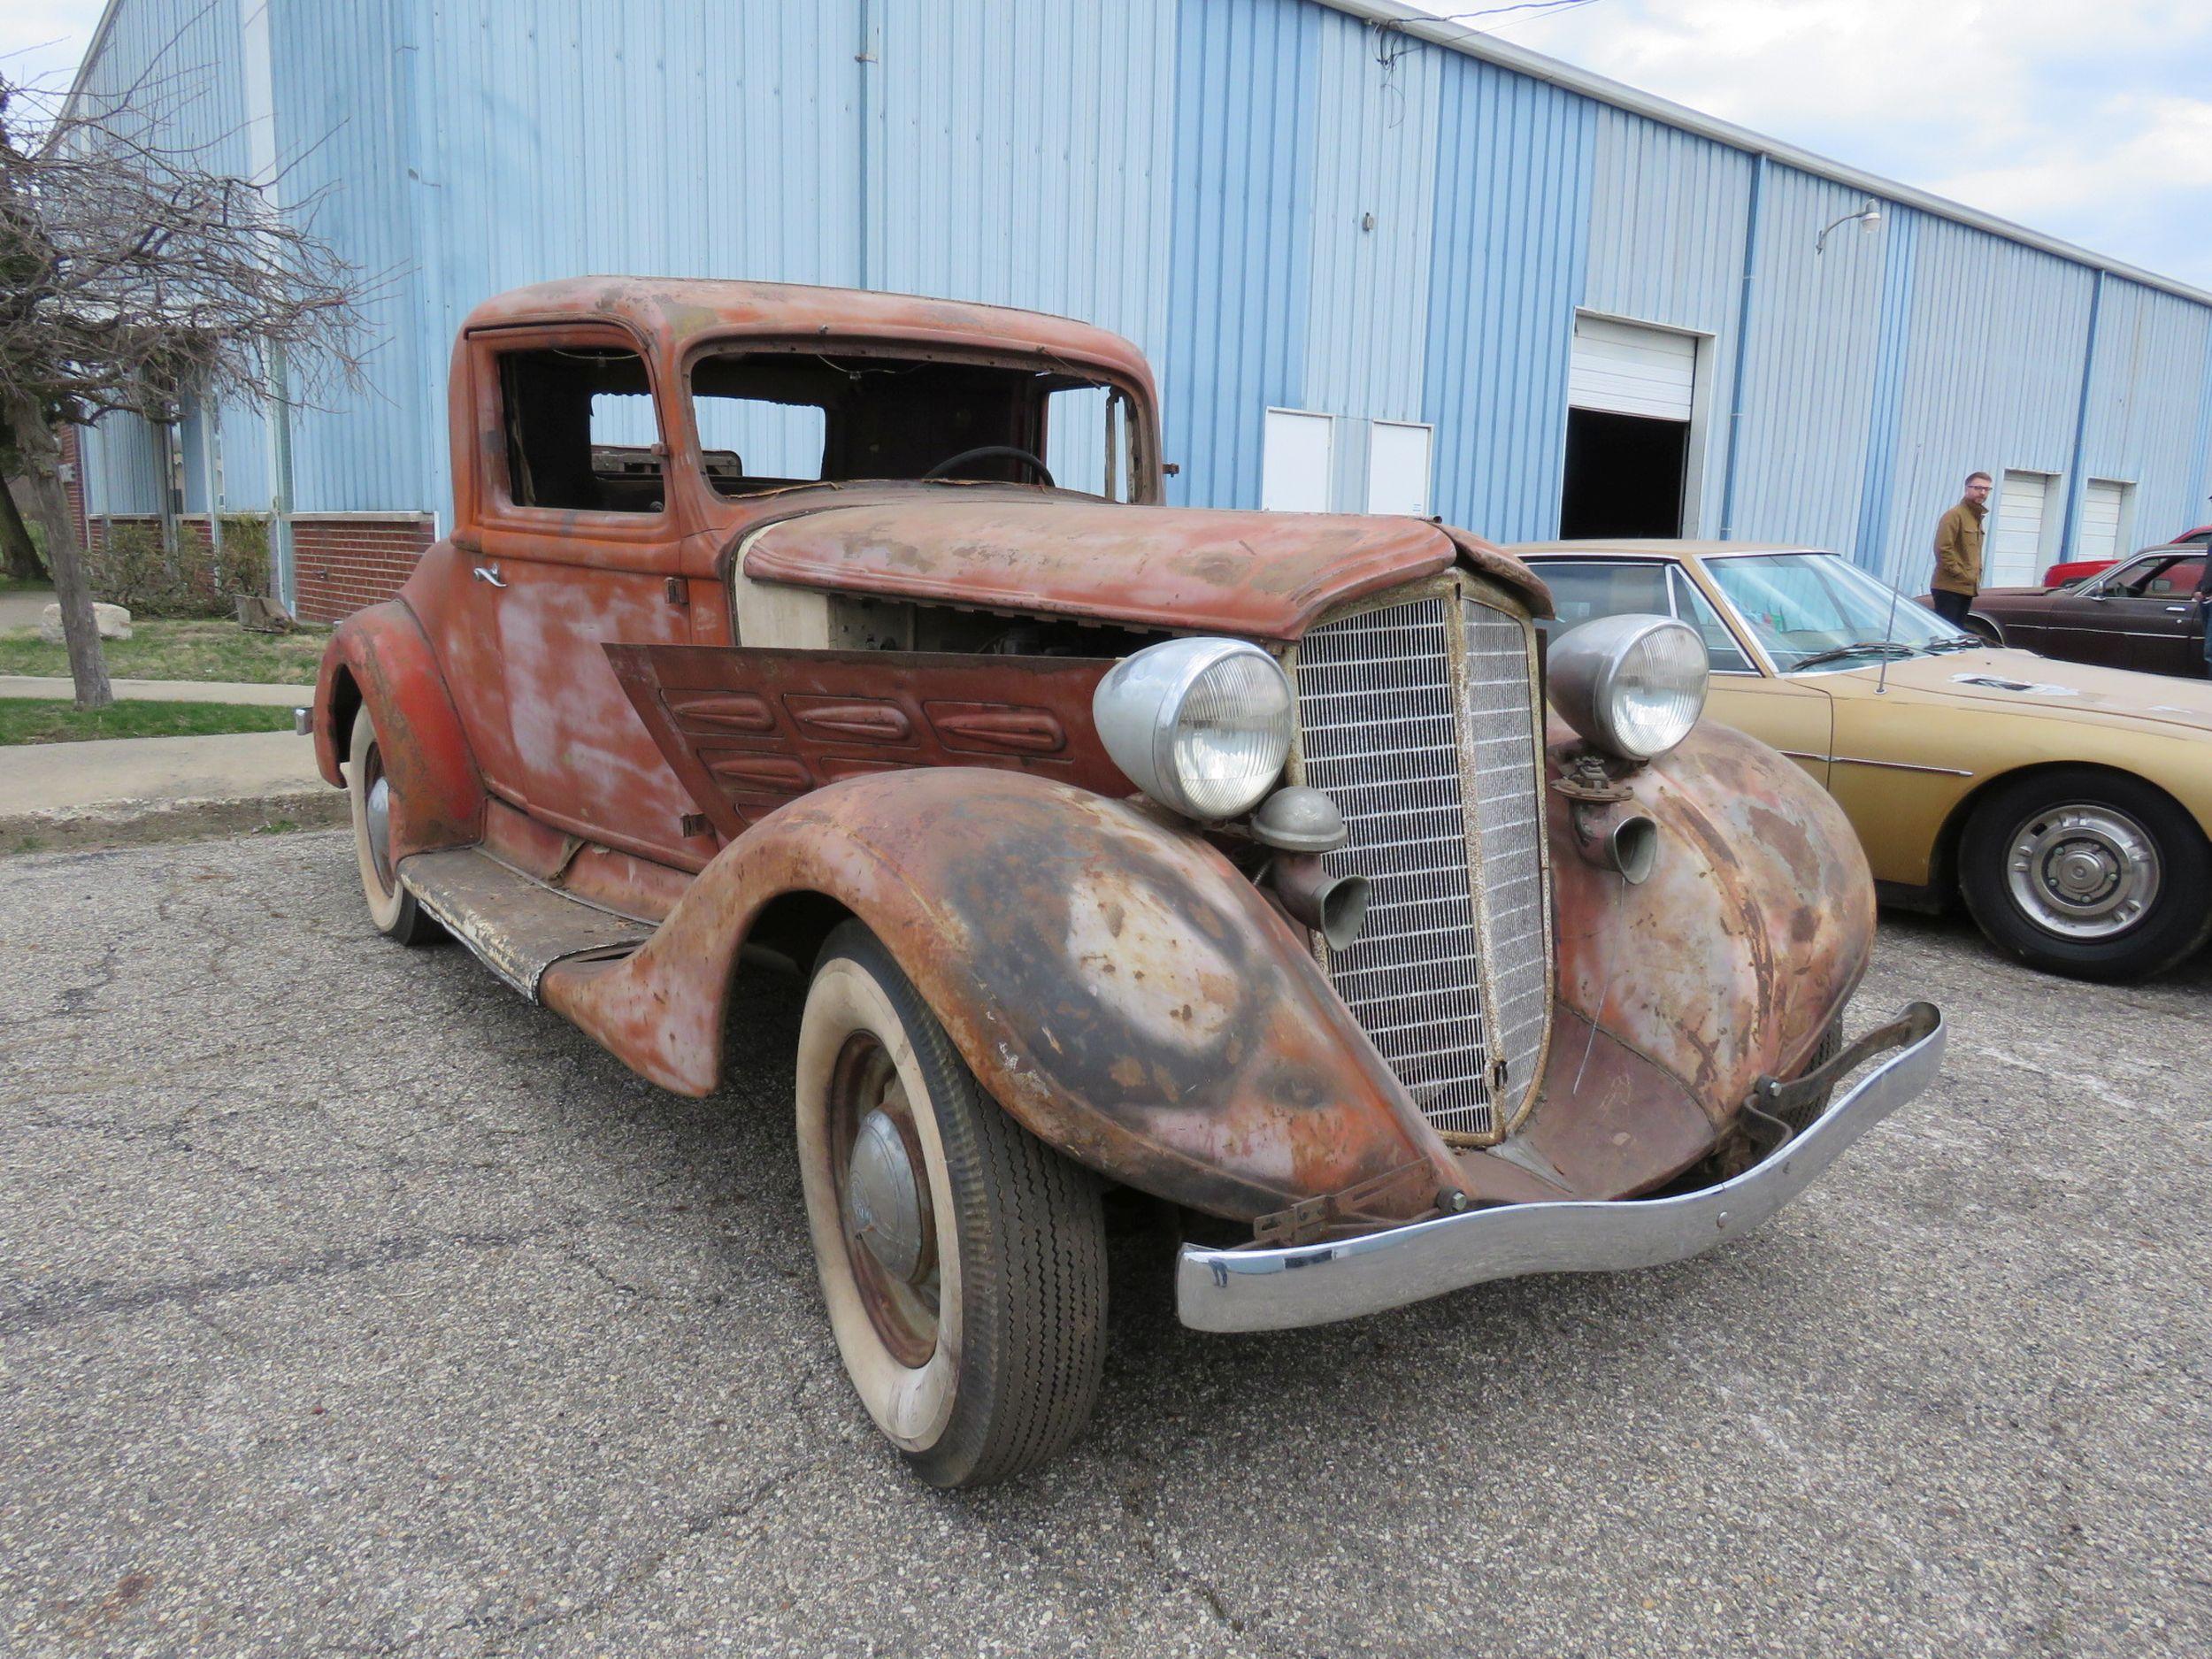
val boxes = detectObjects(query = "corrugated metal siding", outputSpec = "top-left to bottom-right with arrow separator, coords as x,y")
266,1 -> 426,514
1422,50 -> 1593,541
1873,211 -> 2093,587
1163,0 -> 1320,507
1300,11 -> 1440,426
67,0 -> 254,518
2077,277 -> 2212,547
1585,109 -> 1749,334
1848,208 -> 1918,581
1724,165 -> 1889,554
871,1 -> 1175,346
78,415 -> 166,518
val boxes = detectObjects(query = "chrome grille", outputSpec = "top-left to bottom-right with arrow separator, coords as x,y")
1293,584 -> 1552,1140
1460,597 -> 1550,1125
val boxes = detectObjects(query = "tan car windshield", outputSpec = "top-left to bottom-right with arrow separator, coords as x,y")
1704,553 -> 1970,671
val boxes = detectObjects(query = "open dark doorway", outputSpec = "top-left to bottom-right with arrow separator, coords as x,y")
1559,408 -> 1688,539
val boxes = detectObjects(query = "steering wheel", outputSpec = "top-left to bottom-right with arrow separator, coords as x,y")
920,444 -> 1055,488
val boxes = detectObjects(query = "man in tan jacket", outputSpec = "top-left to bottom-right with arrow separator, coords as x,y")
1930,471 -> 1992,625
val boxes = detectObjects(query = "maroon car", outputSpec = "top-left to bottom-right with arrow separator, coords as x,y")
1970,546 -> 2207,678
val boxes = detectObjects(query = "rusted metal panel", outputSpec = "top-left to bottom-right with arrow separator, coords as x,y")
603,643 -> 1126,836
737,497 -> 1551,641
541,768 -> 1466,1227
1546,716 -> 1876,1119
398,847 -> 654,998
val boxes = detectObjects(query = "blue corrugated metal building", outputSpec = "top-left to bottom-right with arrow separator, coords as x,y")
65,0 -> 2212,618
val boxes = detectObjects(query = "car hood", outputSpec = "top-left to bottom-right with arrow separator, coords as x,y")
1850,647 -> 2212,734
733,491 -> 1551,640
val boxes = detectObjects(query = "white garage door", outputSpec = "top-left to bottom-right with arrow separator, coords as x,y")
1261,409 -> 1333,513
1988,471 -> 2051,587
1569,316 -> 1698,421
2080,479 -> 2131,563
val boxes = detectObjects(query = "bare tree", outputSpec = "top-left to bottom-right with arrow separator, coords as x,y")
1,57 -> 369,707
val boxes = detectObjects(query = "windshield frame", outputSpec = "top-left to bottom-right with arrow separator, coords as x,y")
1694,549 -> 1978,676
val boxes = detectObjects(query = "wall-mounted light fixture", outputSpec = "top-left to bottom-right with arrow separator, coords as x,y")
1816,197 -> 1885,255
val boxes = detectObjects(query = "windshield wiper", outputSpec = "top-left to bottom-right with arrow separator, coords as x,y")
1927,635 -> 1983,652
1788,641 -> 1917,671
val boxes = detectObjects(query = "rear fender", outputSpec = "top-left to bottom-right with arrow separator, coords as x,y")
540,768 -> 1462,1225
311,602 -> 484,861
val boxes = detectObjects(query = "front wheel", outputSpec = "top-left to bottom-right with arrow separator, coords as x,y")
1958,769 -> 2212,980
795,922 -> 1107,1487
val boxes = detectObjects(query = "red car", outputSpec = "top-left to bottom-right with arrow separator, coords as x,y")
2043,526 -> 2211,588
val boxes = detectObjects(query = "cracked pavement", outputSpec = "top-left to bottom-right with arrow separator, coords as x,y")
2,830 -> 2208,1657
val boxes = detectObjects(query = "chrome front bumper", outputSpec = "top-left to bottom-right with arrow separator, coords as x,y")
1175,1002 -> 1946,1333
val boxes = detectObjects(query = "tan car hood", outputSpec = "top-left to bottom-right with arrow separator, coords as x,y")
735,493 -> 1551,641
1863,647 -> 2212,735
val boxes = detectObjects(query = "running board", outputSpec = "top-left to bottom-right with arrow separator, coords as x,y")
397,847 -> 655,1001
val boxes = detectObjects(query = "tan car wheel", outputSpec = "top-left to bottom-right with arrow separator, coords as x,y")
796,921 -> 1106,1488
348,708 -> 441,946
1960,767 -> 2212,981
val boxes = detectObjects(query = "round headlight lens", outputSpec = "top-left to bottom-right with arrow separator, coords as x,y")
1548,614 -> 1709,760
1171,649 -> 1295,818
1607,620 -> 1709,757
1094,638 -> 1294,820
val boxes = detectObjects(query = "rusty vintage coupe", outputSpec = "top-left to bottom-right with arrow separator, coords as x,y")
311,280 -> 1944,1486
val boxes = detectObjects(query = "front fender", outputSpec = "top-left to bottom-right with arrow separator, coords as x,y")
311,601 -> 484,861
540,768 -> 1462,1225
1548,717 -> 1875,1118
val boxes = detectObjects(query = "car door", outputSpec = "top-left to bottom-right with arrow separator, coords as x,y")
2126,554 -> 2206,676
465,326 -> 712,864
2042,553 -> 2162,670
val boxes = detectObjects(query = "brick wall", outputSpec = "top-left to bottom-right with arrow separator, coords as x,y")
61,426 -> 88,551
85,511 -> 436,624
292,516 -> 437,624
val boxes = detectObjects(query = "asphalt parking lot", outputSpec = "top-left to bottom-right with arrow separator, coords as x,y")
3,829 -> 2208,1658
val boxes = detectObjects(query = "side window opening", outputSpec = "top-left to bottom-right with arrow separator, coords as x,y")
497,346 -> 663,513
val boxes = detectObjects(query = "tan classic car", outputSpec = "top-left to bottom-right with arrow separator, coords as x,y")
1514,542 -> 2212,981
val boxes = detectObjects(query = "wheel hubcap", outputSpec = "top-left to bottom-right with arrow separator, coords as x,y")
365,766 -> 395,890
848,1108 -> 928,1284
829,1033 -> 939,1366
2003,803 -> 2161,940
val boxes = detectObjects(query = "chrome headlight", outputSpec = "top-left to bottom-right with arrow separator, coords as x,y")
1548,615 -> 1708,760
1094,638 -> 1294,819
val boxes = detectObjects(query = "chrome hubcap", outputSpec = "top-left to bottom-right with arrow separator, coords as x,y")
847,1107 -> 928,1284
2004,803 -> 2161,940
830,1033 -> 940,1366
365,772 -> 394,888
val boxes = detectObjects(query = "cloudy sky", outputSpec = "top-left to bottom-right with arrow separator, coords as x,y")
1419,0 -> 2212,287
7,1 -> 2208,288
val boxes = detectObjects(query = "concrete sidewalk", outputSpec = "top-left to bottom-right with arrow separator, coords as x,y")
0,588 -> 55,630
0,727 -> 343,853
0,674 -> 310,706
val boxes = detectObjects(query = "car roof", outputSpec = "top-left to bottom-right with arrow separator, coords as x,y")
1506,541 -> 1824,559
457,276 -> 1155,389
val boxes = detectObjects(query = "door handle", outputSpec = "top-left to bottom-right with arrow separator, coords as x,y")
2165,604 -> 2191,613
472,565 -> 507,588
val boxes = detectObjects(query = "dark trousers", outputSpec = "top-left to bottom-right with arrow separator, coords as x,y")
1931,588 -> 1972,626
